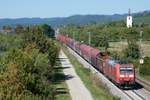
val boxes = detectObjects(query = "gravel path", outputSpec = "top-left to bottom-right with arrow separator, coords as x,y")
59,50 -> 93,100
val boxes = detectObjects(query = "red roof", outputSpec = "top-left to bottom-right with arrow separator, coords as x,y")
91,48 -> 101,59
80,44 -> 91,55
80,44 -> 101,58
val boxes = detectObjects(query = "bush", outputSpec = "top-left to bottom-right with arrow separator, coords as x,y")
0,34 -> 22,51
0,48 -> 55,99
123,40 -> 140,59
139,57 -> 150,75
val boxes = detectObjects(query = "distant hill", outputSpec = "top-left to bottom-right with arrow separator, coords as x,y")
0,15 -> 126,27
134,10 -> 150,24
0,10 -> 149,27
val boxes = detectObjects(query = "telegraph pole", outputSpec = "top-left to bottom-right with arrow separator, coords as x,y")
140,31 -> 143,57
88,31 -> 91,64
88,32 -> 92,77
120,36 -> 122,61
104,25 -> 109,53
73,32 -> 75,50
139,31 -> 144,75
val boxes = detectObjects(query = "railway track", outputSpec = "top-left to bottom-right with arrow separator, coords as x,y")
136,77 -> 150,92
132,90 -> 146,100
120,81 -> 149,100
65,46 -> 150,100
123,90 -> 145,100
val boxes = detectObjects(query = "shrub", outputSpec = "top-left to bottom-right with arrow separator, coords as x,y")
123,40 -> 140,59
139,57 -> 150,75
0,48 -> 55,99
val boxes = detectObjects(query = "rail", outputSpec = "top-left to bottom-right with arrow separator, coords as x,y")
136,76 -> 150,92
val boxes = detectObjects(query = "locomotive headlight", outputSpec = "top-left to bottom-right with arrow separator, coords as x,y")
129,74 -> 134,78
120,75 -> 125,78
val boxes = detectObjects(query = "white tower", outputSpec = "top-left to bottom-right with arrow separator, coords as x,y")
126,9 -> 132,28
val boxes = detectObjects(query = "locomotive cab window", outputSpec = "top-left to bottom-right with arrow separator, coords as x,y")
120,67 -> 133,74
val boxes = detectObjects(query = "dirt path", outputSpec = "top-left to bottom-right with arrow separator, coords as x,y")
59,50 -> 93,100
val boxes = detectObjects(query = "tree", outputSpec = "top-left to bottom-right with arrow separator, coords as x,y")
0,24 -> 59,99
123,28 -> 140,59
139,57 -> 150,75
22,25 -> 59,66
0,48 -> 54,99
124,40 -> 140,59
2,25 -> 12,30
40,24 -> 55,38
15,24 -> 24,34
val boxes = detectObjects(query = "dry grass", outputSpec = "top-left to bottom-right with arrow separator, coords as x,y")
142,76 -> 150,82
109,41 -> 150,57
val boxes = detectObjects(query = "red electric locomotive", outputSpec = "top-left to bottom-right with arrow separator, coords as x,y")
99,58 -> 135,86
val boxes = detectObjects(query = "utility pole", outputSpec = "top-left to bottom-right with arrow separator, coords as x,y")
88,31 -> 92,80
88,31 -> 91,64
104,25 -> 108,52
139,31 -> 144,75
140,31 -> 143,57
73,32 -> 75,50
120,36 -> 122,61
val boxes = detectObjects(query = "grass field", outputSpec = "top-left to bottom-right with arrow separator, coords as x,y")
62,46 -> 120,100
109,41 -> 150,57
142,76 -> 150,82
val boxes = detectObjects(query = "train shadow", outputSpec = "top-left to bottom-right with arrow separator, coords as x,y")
133,82 -> 144,90
121,82 -> 143,90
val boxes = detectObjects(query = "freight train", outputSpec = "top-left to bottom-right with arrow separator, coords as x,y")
57,34 -> 135,87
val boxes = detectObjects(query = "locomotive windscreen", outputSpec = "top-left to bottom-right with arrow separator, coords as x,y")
120,67 -> 133,74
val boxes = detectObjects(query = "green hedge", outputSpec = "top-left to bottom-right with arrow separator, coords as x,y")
139,57 -> 150,75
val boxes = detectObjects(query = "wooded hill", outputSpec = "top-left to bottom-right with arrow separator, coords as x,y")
0,10 -> 149,27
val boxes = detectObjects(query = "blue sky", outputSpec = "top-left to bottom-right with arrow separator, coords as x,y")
0,0 -> 149,18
